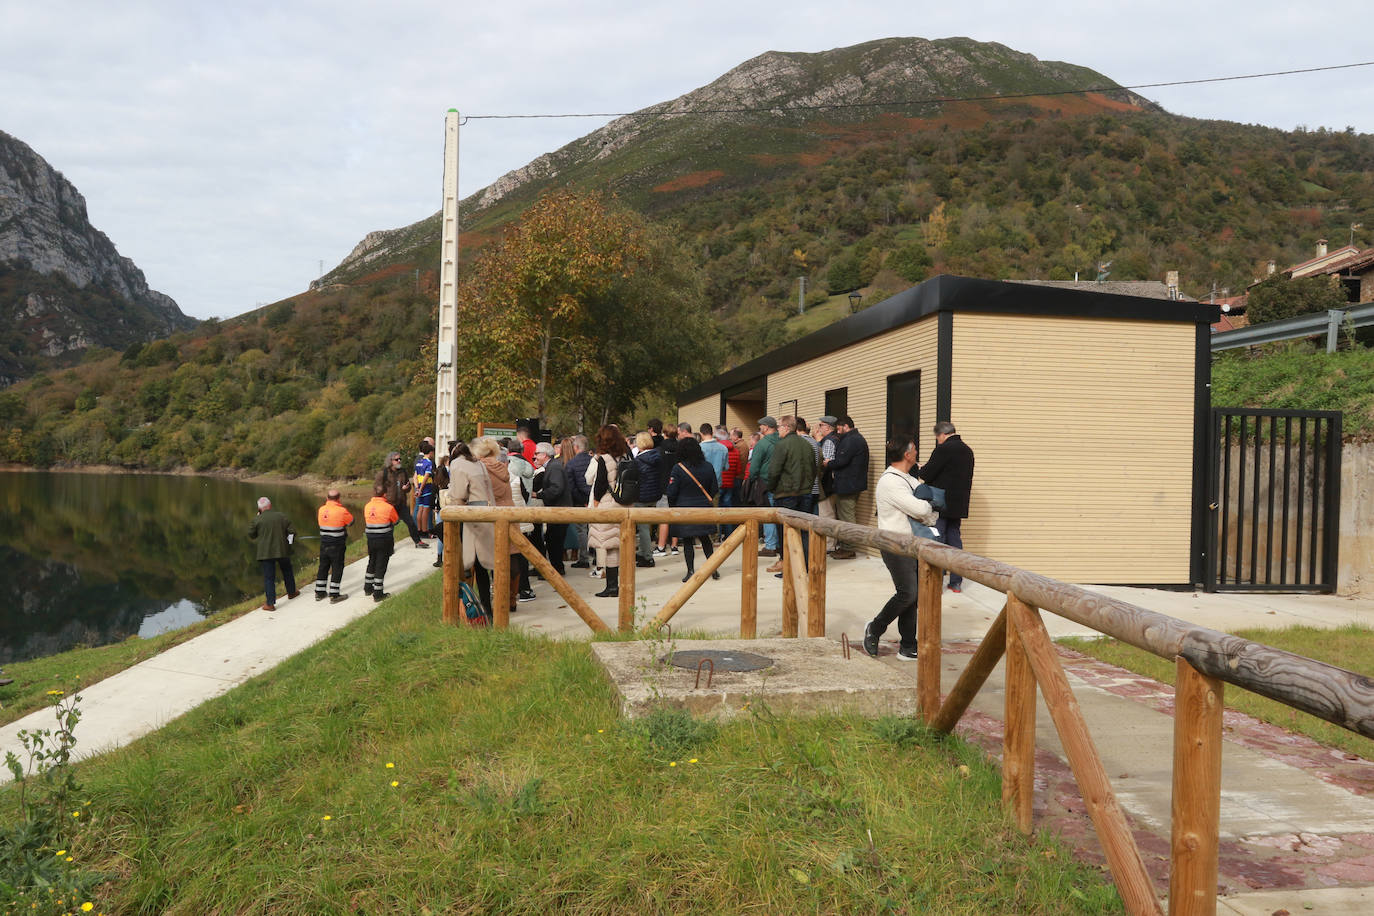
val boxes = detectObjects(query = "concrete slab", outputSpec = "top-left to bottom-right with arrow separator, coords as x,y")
590,637 -> 919,720
1217,886 -> 1374,914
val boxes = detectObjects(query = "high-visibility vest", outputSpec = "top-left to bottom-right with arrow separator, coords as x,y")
317,500 -> 353,541
364,497 -> 399,537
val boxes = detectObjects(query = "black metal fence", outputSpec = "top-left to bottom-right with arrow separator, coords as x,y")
1204,408 -> 1341,592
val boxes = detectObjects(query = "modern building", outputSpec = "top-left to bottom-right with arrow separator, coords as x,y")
677,275 -> 1220,585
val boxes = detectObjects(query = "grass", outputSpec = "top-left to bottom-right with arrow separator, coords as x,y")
1062,624 -> 1374,759
5,576 -> 1126,915
1212,344 -> 1374,439
0,534 -> 386,727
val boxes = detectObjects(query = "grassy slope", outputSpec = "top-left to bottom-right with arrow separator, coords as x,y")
1063,624 -> 1374,758
1212,344 -> 1374,439
18,576 -> 1124,915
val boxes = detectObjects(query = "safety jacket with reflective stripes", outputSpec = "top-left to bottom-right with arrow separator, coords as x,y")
317,499 -> 354,541
364,496 -> 399,537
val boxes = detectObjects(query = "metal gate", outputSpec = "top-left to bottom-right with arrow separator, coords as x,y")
1205,408 -> 1341,592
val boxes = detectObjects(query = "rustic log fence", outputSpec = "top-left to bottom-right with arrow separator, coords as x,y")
439,503 -> 1374,916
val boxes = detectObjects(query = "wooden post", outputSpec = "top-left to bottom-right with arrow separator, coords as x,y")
642,525 -> 747,634
442,519 -> 462,625
509,528 -> 609,633
781,525 -> 801,637
1003,594 -> 1037,834
493,521 -> 510,629
741,519 -> 758,638
1169,657 -> 1223,916
917,556 -> 943,720
1008,599 -> 1163,916
931,605 -> 1007,733
807,528 -> 826,636
618,517 -> 636,631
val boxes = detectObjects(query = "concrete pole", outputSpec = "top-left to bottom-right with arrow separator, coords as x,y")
434,110 -> 460,449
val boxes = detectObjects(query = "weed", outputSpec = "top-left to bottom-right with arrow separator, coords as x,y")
630,707 -> 719,757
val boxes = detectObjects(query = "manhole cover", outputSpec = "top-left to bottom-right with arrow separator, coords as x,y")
662,649 -> 774,673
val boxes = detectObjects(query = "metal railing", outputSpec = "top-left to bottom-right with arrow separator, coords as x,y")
438,503 -> 1374,916
1211,302 -> 1374,352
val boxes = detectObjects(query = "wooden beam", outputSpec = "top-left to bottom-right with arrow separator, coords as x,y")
781,525 -> 804,637
509,527 -> 609,633
930,605 -> 1007,734
917,556 -> 943,721
618,518 -> 636,631
441,520 -> 462,626
1008,599 -> 1163,916
741,520 -> 758,638
493,521 -> 510,630
1169,657 -> 1223,916
807,527 -> 827,637
1003,594 -> 1036,834
642,525 -> 746,635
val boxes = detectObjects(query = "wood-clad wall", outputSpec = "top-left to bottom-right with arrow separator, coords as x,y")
677,395 -> 719,428
766,318 -> 940,525
950,312 -> 1196,583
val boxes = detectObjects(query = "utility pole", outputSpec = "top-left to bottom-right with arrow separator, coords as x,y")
797,276 -> 806,315
434,110 -> 460,450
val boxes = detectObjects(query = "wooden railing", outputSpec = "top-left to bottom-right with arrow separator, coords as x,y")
440,503 -> 1374,916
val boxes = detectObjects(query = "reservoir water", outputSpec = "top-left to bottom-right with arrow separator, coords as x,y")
0,471 -> 328,664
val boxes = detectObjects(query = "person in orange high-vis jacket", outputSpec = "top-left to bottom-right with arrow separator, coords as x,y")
363,484 -> 400,601
315,489 -> 354,603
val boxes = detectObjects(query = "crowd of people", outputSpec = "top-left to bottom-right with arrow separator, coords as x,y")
246,417 -> 975,650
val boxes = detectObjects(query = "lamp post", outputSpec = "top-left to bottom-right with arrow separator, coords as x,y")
847,291 -> 862,314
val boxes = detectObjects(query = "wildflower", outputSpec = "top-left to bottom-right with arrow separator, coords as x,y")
71,810 -> 81,818
66,857 -> 73,863
390,781 -> 399,788
597,729 -> 604,734
669,761 -> 677,767
46,690 -> 64,697
55,850 -> 66,857
82,905 -> 94,913
321,815 -> 332,821
689,758 -> 698,764
385,762 -> 395,769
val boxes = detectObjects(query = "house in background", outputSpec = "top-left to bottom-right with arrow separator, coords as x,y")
1286,238 -> 1374,303
678,274 -> 1220,586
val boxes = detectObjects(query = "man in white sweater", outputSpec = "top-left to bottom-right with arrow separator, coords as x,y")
863,436 -> 939,659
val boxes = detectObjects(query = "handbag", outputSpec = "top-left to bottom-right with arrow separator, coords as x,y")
914,482 -> 947,513
741,475 -> 769,508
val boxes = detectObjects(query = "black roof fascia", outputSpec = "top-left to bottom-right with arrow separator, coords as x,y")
679,274 -> 1222,404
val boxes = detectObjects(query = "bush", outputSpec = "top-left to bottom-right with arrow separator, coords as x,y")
1245,273 -> 1349,325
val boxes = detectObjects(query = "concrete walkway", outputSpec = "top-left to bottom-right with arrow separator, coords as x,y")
4,541 -> 1371,911
0,538 -> 438,781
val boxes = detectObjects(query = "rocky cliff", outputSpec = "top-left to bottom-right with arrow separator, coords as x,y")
0,129 -> 193,385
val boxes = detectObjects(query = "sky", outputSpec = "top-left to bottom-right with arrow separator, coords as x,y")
4,1 -> 1373,320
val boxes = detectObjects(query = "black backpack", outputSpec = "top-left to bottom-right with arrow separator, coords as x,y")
610,455 -> 641,505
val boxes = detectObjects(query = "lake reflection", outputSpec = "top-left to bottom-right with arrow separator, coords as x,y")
0,471 -> 327,663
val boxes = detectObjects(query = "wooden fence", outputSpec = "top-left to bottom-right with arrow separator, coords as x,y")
439,503 -> 1374,916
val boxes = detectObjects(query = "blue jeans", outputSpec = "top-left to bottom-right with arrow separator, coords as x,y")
764,492 -> 779,551
936,517 -> 964,588
873,550 -> 919,652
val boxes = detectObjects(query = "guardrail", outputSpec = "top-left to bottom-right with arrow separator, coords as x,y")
438,503 -> 1374,915
1211,302 -> 1374,352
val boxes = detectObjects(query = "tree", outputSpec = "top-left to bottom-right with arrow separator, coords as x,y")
454,190 -> 714,428
1245,273 -> 1349,325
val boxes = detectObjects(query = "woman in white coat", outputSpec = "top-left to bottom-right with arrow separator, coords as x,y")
585,423 -> 628,598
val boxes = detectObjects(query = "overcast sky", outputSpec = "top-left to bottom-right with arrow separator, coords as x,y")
4,1 -> 1372,319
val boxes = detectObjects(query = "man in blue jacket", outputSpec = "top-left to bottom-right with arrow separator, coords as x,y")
826,416 -> 869,559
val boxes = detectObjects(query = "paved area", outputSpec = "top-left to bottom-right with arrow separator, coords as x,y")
4,538 -> 1371,912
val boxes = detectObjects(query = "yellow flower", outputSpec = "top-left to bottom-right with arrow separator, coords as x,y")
689,758 -> 698,764
385,762 -> 394,769
390,781 -> 399,787
55,850 -> 66,857
71,810 -> 80,818
321,815 -> 332,821
597,729 -> 604,734
66,857 -> 73,862
46,690 -> 64,697
669,761 -> 677,767
82,905 -> 94,913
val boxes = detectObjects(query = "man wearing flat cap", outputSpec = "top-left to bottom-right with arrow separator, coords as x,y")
745,416 -> 781,556
814,415 -> 840,520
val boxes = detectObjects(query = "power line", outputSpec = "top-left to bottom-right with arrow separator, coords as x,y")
462,59 -> 1374,122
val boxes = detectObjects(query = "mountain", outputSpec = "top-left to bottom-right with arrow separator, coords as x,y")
0,129 -> 194,386
317,37 -> 1156,285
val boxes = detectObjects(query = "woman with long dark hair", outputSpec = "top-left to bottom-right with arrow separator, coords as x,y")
585,424 -> 628,597
665,436 -> 720,582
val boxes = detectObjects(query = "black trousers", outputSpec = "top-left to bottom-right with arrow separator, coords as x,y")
872,550 -> 919,653
390,497 -> 422,545
315,538 -> 346,596
365,536 -> 393,592
543,523 -> 568,575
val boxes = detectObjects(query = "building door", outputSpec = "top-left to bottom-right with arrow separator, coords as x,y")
1205,408 -> 1341,592
886,371 -> 921,456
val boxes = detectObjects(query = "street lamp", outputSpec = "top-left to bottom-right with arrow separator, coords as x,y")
847,291 -> 862,313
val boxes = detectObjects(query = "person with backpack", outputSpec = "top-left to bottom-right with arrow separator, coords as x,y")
585,424 -> 631,598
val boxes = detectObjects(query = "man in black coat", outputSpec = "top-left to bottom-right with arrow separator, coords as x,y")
533,441 -> 571,576
826,416 -> 869,559
567,434 -> 593,568
917,420 -> 975,592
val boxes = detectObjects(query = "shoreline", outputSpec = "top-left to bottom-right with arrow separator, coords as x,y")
0,462 -> 375,501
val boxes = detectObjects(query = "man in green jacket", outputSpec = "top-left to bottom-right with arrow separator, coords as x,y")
765,415 -> 818,574
249,496 -> 299,611
746,416 -> 781,557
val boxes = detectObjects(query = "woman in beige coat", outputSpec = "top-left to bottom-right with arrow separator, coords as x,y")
585,423 -> 628,598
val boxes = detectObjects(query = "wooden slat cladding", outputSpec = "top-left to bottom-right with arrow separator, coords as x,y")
766,318 -> 940,525
677,395 -> 719,429
951,313 -> 1195,583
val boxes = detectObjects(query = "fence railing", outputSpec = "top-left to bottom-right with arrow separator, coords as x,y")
1210,301 -> 1374,352
438,503 -> 1374,916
